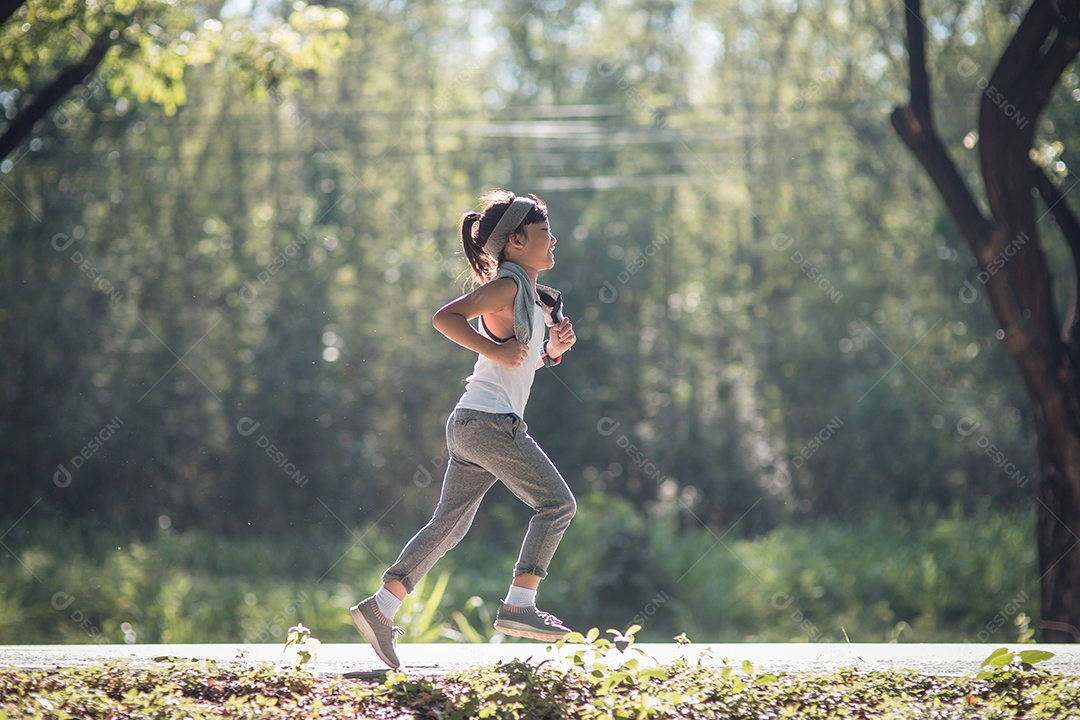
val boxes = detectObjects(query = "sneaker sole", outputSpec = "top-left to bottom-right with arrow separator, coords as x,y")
493,620 -> 570,642
351,605 -> 401,669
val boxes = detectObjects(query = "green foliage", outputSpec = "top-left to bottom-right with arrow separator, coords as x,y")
972,648 -> 1059,715
0,0 -> 1064,652
397,570 -> 458,643
11,653 -> 1080,719
282,623 -> 318,667
553,495 -> 1038,644
0,1 -> 348,118
0,505 -> 1038,645
977,647 -> 1056,680
0,660 -> 327,719
0,0 -> 1044,544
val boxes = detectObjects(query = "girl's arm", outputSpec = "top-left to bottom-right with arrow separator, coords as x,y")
546,317 -> 576,358
536,317 -> 576,369
433,278 -> 529,368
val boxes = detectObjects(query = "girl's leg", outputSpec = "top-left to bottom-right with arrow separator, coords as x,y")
487,415 -> 576,580
510,573 -> 541,589
477,415 -> 575,639
380,409 -> 504,592
384,579 -> 407,599
394,410 -> 575,585
352,411 -> 498,667
381,451 -> 498,593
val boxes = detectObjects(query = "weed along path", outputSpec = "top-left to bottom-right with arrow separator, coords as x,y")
4,640 -> 1080,718
3,642 -> 1080,676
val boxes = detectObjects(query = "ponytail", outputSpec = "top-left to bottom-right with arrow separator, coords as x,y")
456,189 -> 549,286
459,211 -> 496,285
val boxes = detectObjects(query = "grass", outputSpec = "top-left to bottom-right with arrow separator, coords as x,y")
1,639 -> 1077,719
0,497 -> 1039,645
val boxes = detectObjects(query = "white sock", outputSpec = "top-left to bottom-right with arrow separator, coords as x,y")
504,584 -> 537,609
374,586 -> 403,620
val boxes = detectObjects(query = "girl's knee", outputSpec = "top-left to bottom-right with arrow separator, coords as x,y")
561,493 -> 577,521
531,484 -> 575,523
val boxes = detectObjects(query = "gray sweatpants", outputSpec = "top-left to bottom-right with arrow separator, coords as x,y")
382,408 -> 577,593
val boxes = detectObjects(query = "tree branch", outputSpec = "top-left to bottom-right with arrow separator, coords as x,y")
890,107 -> 992,240
1034,165 -> 1080,347
891,0 -> 1028,364
1022,5 -> 1080,126
890,0 -> 992,246
991,0 -> 1060,95
904,0 -> 931,114
976,3 -> 1076,353
0,34 -> 112,163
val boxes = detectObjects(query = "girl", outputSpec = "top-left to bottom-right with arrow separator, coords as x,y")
351,189 -> 578,669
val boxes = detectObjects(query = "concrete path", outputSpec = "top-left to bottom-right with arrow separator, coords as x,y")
2,642 -> 1079,677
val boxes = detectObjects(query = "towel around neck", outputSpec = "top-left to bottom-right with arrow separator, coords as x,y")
494,262 -> 539,345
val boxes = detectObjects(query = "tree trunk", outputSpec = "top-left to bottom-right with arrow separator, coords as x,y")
892,0 -> 1080,641
1037,436 -> 1080,641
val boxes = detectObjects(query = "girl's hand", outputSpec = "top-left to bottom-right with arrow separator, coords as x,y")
489,338 -> 530,368
547,317 -> 576,357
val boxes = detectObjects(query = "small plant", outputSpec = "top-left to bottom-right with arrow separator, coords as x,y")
550,626 -> 673,716
282,623 -> 320,667
971,646 -> 1057,711
976,646 -> 1055,680
557,624 -> 653,664
6,649 -> 1080,718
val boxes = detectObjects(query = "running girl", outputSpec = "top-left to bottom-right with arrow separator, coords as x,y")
350,189 -> 578,668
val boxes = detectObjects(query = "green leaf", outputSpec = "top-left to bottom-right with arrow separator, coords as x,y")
450,610 -> 485,644
980,647 -> 1014,668
415,570 -> 450,634
1018,650 -> 1055,665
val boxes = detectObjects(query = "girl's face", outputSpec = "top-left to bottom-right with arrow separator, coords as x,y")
508,221 -> 557,272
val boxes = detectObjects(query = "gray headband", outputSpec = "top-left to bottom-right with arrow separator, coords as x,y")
482,197 -> 536,258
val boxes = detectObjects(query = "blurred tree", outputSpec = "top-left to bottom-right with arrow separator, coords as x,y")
0,0 -> 348,162
892,0 -> 1080,641
0,0 -> 1043,569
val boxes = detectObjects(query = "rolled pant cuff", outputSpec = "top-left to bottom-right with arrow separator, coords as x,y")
513,565 -> 548,579
381,573 -> 415,594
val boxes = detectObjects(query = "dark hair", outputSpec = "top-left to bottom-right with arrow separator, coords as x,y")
459,189 -> 548,285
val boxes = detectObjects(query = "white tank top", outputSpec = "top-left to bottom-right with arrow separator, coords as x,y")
455,303 -> 545,418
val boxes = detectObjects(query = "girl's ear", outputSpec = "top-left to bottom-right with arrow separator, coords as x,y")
508,231 -> 524,248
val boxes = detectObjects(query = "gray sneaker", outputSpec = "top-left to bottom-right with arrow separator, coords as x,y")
493,602 -> 571,641
350,597 -> 404,668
